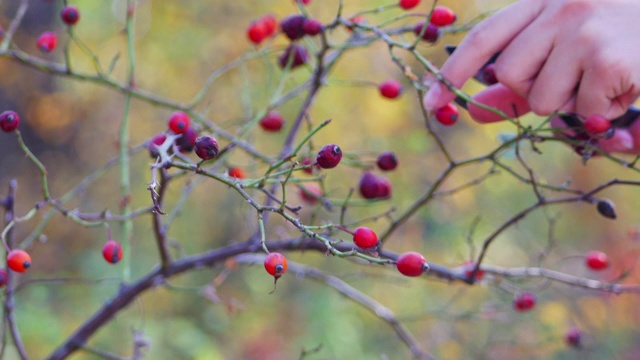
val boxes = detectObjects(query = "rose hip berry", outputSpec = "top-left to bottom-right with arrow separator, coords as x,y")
346,15 -> 364,32
376,151 -> 398,171
430,5 -> 457,27
513,292 -> 536,312
583,114 -> 611,135
168,111 -> 190,134
0,269 -> 6,287
60,5 -> 80,25
247,20 -> 268,44
565,328 -> 582,348
585,250 -> 608,270
278,44 -> 309,69
299,183 -> 322,204
316,144 -> 342,169
399,0 -> 420,10
302,18 -> 322,36
413,22 -> 440,42
396,252 -> 428,277
353,227 -> 379,249
300,157 -> 319,174
295,0 -> 312,5
379,80 -> 403,99
261,14 -> 278,36
0,110 -> 20,132
148,133 -> 167,157
37,31 -> 58,53
177,127 -> 198,153
359,172 -> 392,199
481,63 -> 498,85
102,240 -> 123,264
259,111 -> 284,132
7,250 -> 31,273
434,103 -> 459,126
228,167 -> 245,179
281,15 -> 306,40
264,252 -> 288,279
194,135 -> 219,160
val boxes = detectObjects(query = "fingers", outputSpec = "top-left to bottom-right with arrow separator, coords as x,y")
599,129 -> 634,153
467,84 -> 530,123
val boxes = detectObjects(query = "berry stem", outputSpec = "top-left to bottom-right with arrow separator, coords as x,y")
15,131 -> 50,200
0,0 -> 28,52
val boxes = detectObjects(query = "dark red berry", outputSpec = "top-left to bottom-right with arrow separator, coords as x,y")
353,227 -> 378,249
7,250 -> 31,273
396,252 -> 428,277
102,240 -> 123,264
379,80 -> 403,99
584,114 -> 611,135
0,110 -> 20,132
148,133 -> 167,158
399,0 -> 420,10
462,260 -> 484,280
585,251 -> 608,271
316,144 -> 342,169
194,135 -> 219,160
434,103 -> 459,126
481,63 -> 498,85
302,18 -> 322,36
168,111 -> 190,134
300,157 -> 319,174
264,252 -> 288,279
228,167 -> 245,179
60,5 -> 80,25
413,22 -> 440,42
0,269 -> 7,287
565,328 -> 582,348
359,172 -> 392,199
278,44 -> 309,69
376,151 -> 398,171
513,292 -> 536,312
259,111 -> 284,132
281,15 -> 306,40
376,176 -> 392,198
299,183 -> 322,204
37,31 -> 58,53
430,5 -> 457,26
177,127 -> 198,153
247,20 -> 268,44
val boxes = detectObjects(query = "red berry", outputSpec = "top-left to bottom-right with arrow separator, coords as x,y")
513,292 -> 536,312
434,103 -> 459,126
278,44 -> 309,69
247,20 -> 268,44
353,227 -> 378,249
396,252 -> 428,277
228,167 -> 245,179
168,111 -> 190,134
583,114 -> 611,135
102,240 -> 123,264
359,172 -> 392,199
194,135 -> 219,160
430,5 -> 457,27
376,176 -> 392,198
7,250 -> 31,273
481,63 -> 498,85
259,111 -> 284,132
300,157 -> 319,174
261,14 -> 278,36
148,133 -> 167,157
281,15 -> 306,40
316,144 -> 342,169
413,22 -> 440,42
60,5 -> 80,25
376,151 -> 398,171
177,127 -> 198,153
585,250 -> 608,271
0,110 -> 20,132
565,327 -> 582,348
399,0 -> 420,10
346,15 -> 364,32
0,269 -> 7,287
462,260 -> 484,280
264,252 -> 288,279
37,31 -> 58,53
299,183 -> 322,204
302,18 -> 322,36
378,80 -> 403,99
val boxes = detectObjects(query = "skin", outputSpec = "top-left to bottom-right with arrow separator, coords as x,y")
423,0 -> 640,153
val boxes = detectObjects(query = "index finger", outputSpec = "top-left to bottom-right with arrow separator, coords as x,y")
423,0 -> 544,110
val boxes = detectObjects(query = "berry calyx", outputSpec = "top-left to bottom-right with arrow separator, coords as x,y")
177,127 -> 198,153
280,15 -> 306,40
585,250 -> 608,271
259,111 -> 284,132
0,269 -> 7,287
565,327 -> 582,348
102,240 -> 123,264
316,144 -> 342,169
278,44 -> 309,69
378,80 -> 403,99
413,22 -> 440,42
247,20 -> 268,44
299,183 -> 322,204
60,5 -> 80,26
194,135 -> 219,160
353,227 -> 379,249
37,31 -> 58,53
399,0 -> 420,10
0,110 -> 20,132
396,252 -> 428,277
430,5 -> 457,27
583,114 -> 611,135
228,167 -> 245,179
434,103 -> 459,126
376,151 -> 398,171
513,292 -> 536,312
168,111 -> 190,134
264,252 -> 288,279
7,250 -> 31,273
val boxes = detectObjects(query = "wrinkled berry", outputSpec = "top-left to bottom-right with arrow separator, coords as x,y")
316,144 -> 342,169
278,44 -> 309,69
194,135 -> 219,160
177,127 -> 198,153
281,15 -> 306,40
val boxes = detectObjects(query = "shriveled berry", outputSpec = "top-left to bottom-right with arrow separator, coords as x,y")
259,111 -> 284,132
194,135 -> 219,160
264,252 -> 288,279
430,5 -> 457,26
177,127 -> 198,153
513,292 -> 536,312
353,227 -> 378,249
228,167 -> 245,179
278,44 -> 309,69
434,102 -> 459,126
585,250 -> 608,271
316,144 -> 342,169
379,80 -> 403,99
376,151 -> 398,171
168,111 -> 190,134
302,18 -> 322,36
413,22 -> 439,42
102,240 -> 123,264
565,328 -> 582,348
596,199 -> 616,219
247,20 -> 268,44
7,250 -> 31,273
0,110 -> 20,132
60,5 -> 80,25
396,252 -> 428,277
281,15 -> 306,40
399,0 -> 420,10
37,31 -> 58,53
480,63 -> 498,85
299,183 -> 322,204
584,114 -> 612,135
0,269 -> 7,287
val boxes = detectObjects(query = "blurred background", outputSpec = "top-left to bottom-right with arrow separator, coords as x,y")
1,0 -> 639,359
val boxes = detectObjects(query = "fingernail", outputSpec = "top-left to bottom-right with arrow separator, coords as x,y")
423,84 -> 442,110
